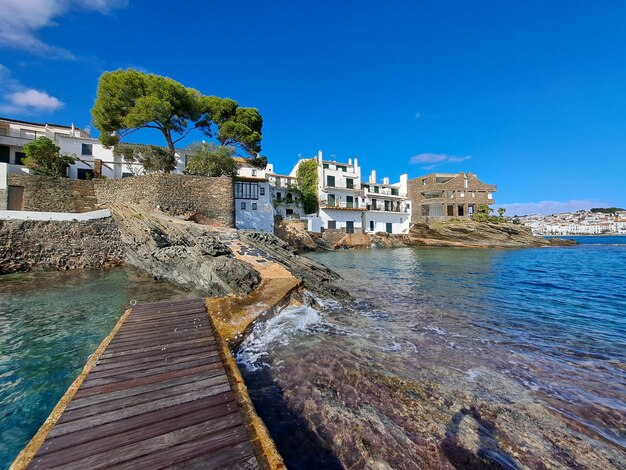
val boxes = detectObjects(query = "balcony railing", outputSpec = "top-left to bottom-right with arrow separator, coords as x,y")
0,128 -> 48,140
367,204 -> 409,213
363,187 -> 407,197
319,200 -> 364,210
323,183 -> 362,193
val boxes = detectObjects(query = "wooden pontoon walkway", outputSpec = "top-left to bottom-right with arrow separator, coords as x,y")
23,298 -> 259,469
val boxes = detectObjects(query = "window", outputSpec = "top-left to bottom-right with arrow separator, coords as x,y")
391,188 -> 399,196
241,202 -> 246,210
488,193 -> 493,200
77,168 -> 93,180
122,172 -> 133,178
81,143 -> 93,156
406,203 -> 410,210
15,152 -> 26,165
235,181 -> 259,199
460,191 -> 465,197
276,192 -> 281,200
252,169 -> 257,176
346,178 -> 354,189
464,178 -> 468,189
323,163 -> 329,169
337,165 -> 346,172
472,192 -> 475,198
370,221 -> 374,232
286,209 -> 293,216
447,190 -> 454,198
328,221 -> 336,229
260,187 -> 265,196
326,175 -> 335,187
374,186 -> 379,193
252,203 -> 257,210
422,179 -> 427,186
346,221 -> 354,233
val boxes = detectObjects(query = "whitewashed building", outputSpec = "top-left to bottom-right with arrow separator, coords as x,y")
361,170 -> 411,234
233,158 -> 274,233
266,172 -> 305,219
291,151 -> 411,234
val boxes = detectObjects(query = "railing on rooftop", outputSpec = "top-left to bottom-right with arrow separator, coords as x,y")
0,128 -> 48,140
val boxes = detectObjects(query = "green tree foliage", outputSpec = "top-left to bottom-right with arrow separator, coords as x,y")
22,137 -> 76,177
590,207 -> 624,214
91,69 -> 263,162
296,159 -> 319,214
472,204 -> 501,223
184,142 -> 238,177
497,207 -> 507,219
113,143 -> 175,174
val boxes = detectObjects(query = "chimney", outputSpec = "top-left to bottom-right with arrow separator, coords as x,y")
317,150 -> 323,163
400,173 -> 408,193
348,158 -> 352,166
370,169 -> 377,184
383,177 -> 390,185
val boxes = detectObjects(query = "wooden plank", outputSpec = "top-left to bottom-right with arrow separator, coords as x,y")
79,356 -> 223,389
58,375 -> 229,424
36,393 -> 237,458
21,298 -> 261,470
49,378 -> 233,437
74,363 -> 224,398
65,370 -> 224,411
98,337 -> 214,358
34,411 -> 243,468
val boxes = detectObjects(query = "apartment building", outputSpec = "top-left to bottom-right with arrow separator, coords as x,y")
266,172 -> 305,220
361,170 -> 411,234
408,172 -> 496,224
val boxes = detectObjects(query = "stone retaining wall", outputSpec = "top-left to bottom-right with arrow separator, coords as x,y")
94,174 -> 234,227
0,216 -> 125,274
7,174 -> 98,213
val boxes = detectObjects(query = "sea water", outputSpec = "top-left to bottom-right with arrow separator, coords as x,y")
0,269 -> 197,469
238,236 -> 626,469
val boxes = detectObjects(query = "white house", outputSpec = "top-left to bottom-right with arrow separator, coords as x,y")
290,151 -> 411,234
266,172 -> 305,219
233,158 -> 274,233
361,170 -> 411,234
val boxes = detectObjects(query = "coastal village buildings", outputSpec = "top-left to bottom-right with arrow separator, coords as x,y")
290,151 -> 411,234
407,172 -> 496,224
518,211 -> 626,235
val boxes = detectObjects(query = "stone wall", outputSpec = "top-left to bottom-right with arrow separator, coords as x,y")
7,174 -> 98,213
94,174 -> 234,227
0,216 -> 125,274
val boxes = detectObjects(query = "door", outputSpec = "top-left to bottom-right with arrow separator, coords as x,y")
327,194 -> 336,207
386,222 -> 393,233
346,196 -> 354,208
370,220 -> 375,232
0,146 -> 9,163
8,186 -> 24,210
346,221 -> 354,233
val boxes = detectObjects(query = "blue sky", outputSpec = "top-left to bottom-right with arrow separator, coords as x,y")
1,0 -> 625,215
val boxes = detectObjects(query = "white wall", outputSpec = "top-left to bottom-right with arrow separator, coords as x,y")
362,211 -> 410,234
319,209 -> 363,231
0,208 -> 111,221
235,181 -> 274,233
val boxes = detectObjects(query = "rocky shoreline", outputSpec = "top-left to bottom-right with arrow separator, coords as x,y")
275,220 -> 577,250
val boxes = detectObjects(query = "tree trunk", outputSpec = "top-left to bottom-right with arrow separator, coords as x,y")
161,130 -> 177,174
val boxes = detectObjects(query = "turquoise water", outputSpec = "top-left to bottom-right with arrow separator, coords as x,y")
238,236 -> 626,468
0,269 -> 197,469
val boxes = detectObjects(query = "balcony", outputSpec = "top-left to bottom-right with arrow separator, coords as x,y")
323,183 -> 362,193
363,187 -> 407,197
319,200 -> 366,211
367,203 -> 409,213
0,128 -> 49,146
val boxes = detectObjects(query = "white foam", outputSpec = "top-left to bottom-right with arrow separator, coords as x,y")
237,304 -> 326,371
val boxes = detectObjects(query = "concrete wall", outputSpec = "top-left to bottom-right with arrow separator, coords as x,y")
0,216 -> 125,274
362,210 -> 411,234
7,174 -> 98,213
319,208 -> 364,231
94,174 -> 234,227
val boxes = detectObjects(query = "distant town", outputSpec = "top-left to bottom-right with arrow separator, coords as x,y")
516,209 -> 626,235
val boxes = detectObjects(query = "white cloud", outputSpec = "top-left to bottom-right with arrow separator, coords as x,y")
497,199 -> 608,216
0,63 -> 64,114
0,0 -> 128,59
409,152 -> 471,170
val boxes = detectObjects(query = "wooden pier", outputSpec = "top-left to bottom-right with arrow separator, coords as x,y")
16,298 -> 261,469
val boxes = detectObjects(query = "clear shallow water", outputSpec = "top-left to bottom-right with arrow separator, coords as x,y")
238,237 -> 626,469
0,269 -> 197,469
